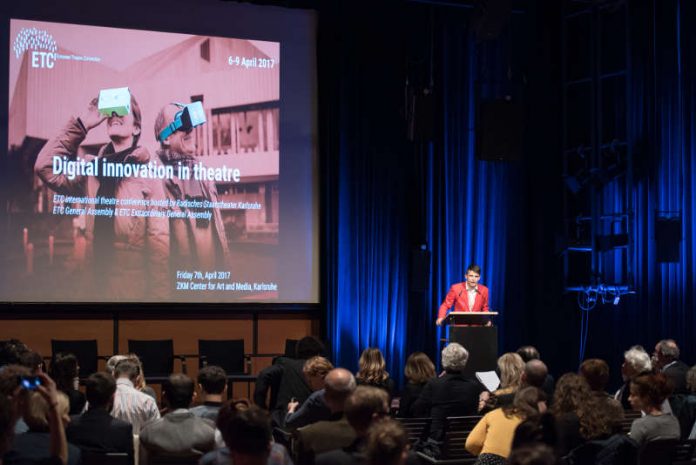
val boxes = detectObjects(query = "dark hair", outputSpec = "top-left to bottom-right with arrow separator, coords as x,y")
503,386 -> 547,420
217,400 -> 271,455
517,346 -> 541,363
508,444 -> 558,465
466,264 -> 481,275
0,365 -> 31,396
0,340 -> 28,367
163,373 -> 195,409
630,373 -> 672,409
18,351 -> 44,372
524,360 -> 548,389
344,386 -> 389,433
579,358 -> 610,391
366,418 -> 408,465
0,394 -> 15,455
404,352 -> 436,385
113,359 -> 140,381
198,365 -> 227,395
85,372 -> 116,409
49,352 -> 79,392
551,373 -> 610,439
296,336 -> 325,360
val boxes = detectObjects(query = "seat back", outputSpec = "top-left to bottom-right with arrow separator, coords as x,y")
673,439 -> 696,465
441,416 -> 482,461
620,410 -> 642,433
127,339 -> 174,381
198,339 -> 245,374
51,339 -> 98,378
638,438 -> 680,465
81,451 -> 129,465
396,417 -> 431,445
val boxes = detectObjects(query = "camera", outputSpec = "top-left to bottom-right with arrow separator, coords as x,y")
19,376 -> 42,390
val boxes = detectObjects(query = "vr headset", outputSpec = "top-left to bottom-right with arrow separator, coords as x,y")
158,101 -> 207,142
98,87 -> 131,117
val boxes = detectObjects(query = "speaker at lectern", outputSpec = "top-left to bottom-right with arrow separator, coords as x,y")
446,312 -> 498,377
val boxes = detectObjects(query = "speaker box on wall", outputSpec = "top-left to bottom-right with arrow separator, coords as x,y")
476,99 -> 524,161
655,216 -> 681,263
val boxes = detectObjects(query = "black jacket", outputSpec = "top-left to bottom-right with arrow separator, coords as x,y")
254,357 -> 313,426
663,360 -> 690,395
66,408 -> 134,465
398,382 -> 427,418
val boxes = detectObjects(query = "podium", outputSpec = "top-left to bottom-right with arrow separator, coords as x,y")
446,312 -> 498,377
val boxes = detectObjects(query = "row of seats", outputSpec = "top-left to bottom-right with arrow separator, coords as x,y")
42,338 -> 300,381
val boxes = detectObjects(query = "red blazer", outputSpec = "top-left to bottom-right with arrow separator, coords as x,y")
438,283 -> 489,319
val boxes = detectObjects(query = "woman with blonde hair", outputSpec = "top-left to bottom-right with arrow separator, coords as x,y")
398,352 -> 436,418
480,352 -> 525,412
356,348 -> 394,397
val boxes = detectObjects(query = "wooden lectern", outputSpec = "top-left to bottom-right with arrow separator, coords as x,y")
446,312 -> 498,377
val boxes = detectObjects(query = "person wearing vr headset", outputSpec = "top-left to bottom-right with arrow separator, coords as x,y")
35,91 -> 170,299
154,102 -> 229,272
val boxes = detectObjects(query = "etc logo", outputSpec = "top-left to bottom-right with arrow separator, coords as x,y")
13,27 -> 58,69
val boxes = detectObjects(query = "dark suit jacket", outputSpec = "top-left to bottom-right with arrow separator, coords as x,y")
66,408 -> 134,465
663,360 -> 689,395
412,371 -> 484,440
4,431 -> 81,465
254,357 -> 313,426
296,415 -> 356,464
398,382 -> 427,418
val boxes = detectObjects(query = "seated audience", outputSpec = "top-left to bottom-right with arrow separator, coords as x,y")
140,374 -> 216,463
0,372 -> 69,465
0,365 -> 32,434
105,356 -> 127,376
254,336 -> 325,426
517,346 -> 555,399
628,373 -> 680,445
199,400 -> 292,465
652,339 -> 689,394
413,343 -> 484,441
0,341 -> 29,369
614,345 -> 652,410
366,419 -> 409,465
49,353 -> 85,416
191,365 -> 227,422
578,358 -> 624,434
315,386 -> 389,465
295,368 -> 358,458
355,348 -> 395,397
5,381 -> 79,465
480,352 -> 525,411
465,387 -> 547,465
18,351 -> 45,374
398,352 -> 435,418
66,372 -> 134,464
124,354 -> 157,401
285,356 -> 335,429
551,373 -> 615,456
111,359 -> 160,434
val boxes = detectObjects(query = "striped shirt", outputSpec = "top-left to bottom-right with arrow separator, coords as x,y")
112,378 -> 160,434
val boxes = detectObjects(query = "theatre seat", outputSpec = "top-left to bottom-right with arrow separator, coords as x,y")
198,339 -> 247,374
127,339 -> 174,383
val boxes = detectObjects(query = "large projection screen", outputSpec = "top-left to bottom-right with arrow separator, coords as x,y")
1,2 -> 318,304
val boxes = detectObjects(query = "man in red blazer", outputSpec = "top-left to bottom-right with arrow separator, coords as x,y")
436,264 -> 489,326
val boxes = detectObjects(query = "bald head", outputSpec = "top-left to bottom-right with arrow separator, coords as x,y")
522,359 -> 548,388
324,368 -> 357,413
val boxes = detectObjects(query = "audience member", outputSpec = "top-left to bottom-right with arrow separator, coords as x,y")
49,353 -> 85,416
111,359 -> 160,434
17,351 -> 44,374
105,356 -> 127,376
578,358 -> 624,434
140,374 -> 216,463
285,356 -> 335,429
466,387 -> 547,465
295,368 -> 358,458
0,395 -> 15,462
66,372 -> 134,464
355,348 -> 395,397
507,444 -> 557,465
254,336 -> 325,426
480,353 -> 525,411
516,346 -> 555,399
551,373 -> 613,456
398,352 -> 435,418
315,386 -> 389,465
413,343 -> 484,441
0,341 -> 28,369
653,339 -> 689,395
628,373 -> 680,445
191,365 -> 227,422
125,354 -> 157,400
200,400 -> 292,465
365,419 -> 409,465
5,376 -> 77,465
0,365 -> 32,435
614,345 -> 653,410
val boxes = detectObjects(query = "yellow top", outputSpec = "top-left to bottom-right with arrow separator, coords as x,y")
464,408 -> 523,458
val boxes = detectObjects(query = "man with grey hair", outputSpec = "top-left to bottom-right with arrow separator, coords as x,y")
615,345 -> 653,409
653,339 -> 689,394
413,343 -> 484,441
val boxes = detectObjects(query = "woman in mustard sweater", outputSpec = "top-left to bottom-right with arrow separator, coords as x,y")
465,387 -> 547,465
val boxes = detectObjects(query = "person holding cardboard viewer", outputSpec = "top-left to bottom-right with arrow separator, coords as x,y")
436,264 -> 490,326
